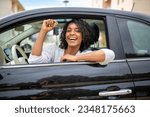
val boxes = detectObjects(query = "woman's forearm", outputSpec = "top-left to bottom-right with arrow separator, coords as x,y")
31,19 -> 57,56
76,49 -> 115,63
32,29 -> 47,56
61,49 -> 115,63
76,50 -> 105,62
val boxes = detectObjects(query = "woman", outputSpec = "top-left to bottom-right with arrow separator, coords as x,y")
28,19 -> 115,64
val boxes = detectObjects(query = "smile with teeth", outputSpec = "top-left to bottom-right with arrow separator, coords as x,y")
69,37 -> 77,41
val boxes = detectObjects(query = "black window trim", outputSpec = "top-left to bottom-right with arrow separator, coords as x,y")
0,59 -> 127,69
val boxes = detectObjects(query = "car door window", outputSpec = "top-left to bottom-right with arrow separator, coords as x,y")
127,20 -> 150,57
0,18 -> 107,65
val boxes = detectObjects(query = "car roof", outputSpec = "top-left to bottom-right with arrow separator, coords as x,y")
1,7 -> 150,19
0,7 -> 150,32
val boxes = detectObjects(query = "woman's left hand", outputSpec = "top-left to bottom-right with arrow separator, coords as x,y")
61,54 -> 78,62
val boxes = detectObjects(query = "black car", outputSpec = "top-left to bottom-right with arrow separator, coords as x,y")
0,7 -> 150,100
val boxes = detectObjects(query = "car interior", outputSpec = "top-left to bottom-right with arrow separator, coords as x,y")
0,18 -> 107,65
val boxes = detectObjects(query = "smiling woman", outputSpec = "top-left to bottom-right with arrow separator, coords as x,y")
28,19 -> 115,64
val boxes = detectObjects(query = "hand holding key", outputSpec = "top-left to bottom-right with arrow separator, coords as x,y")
42,19 -> 58,32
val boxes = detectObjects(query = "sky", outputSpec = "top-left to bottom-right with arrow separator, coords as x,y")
19,0 -> 93,10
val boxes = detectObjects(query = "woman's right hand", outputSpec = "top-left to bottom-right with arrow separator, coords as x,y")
31,19 -> 58,56
41,19 -> 58,32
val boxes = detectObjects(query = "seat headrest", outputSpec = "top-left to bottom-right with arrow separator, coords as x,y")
89,23 -> 99,43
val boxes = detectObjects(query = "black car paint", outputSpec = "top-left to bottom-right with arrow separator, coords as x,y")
0,62 -> 134,99
0,7 -> 150,99
116,18 -> 150,99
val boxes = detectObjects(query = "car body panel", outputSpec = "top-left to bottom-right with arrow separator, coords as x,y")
116,17 -> 150,99
0,61 -> 134,99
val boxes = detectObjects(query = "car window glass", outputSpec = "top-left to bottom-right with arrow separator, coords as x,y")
127,20 -> 150,57
0,18 -> 107,66
0,24 -> 32,47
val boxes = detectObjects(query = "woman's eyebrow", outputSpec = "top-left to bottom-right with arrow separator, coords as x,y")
67,27 -> 79,30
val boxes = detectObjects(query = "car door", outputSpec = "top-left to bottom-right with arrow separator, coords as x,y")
117,17 -> 150,99
0,60 -> 134,100
0,8 -> 135,99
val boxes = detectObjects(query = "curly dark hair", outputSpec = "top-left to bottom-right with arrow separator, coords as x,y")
59,19 -> 94,52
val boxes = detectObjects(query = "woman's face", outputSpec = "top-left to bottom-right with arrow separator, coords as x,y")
65,22 -> 82,48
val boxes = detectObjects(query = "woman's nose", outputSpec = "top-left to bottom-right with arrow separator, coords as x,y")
70,30 -> 75,35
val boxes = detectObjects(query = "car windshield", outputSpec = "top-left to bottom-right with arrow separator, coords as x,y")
0,24 -> 32,46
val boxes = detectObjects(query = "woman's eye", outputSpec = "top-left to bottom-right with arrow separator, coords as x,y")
66,29 -> 71,32
66,29 -> 81,33
75,29 -> 81,32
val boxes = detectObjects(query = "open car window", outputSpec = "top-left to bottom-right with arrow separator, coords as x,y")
0,18 -> 107,66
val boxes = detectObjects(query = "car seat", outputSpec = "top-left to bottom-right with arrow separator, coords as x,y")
89,23 -> 100,50
89,23 -> 99,43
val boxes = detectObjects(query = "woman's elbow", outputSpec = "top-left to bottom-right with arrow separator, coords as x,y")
98,49 -> 115,64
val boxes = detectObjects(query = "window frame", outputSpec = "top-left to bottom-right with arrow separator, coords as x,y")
0,17 -> 109,66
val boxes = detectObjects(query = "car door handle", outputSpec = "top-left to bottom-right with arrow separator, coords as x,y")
99,89 -> 132,97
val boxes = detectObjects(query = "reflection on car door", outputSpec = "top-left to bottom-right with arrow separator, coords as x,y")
0,61 -> 135,100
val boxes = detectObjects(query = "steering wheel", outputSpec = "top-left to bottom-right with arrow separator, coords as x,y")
11,45 -> 28,64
